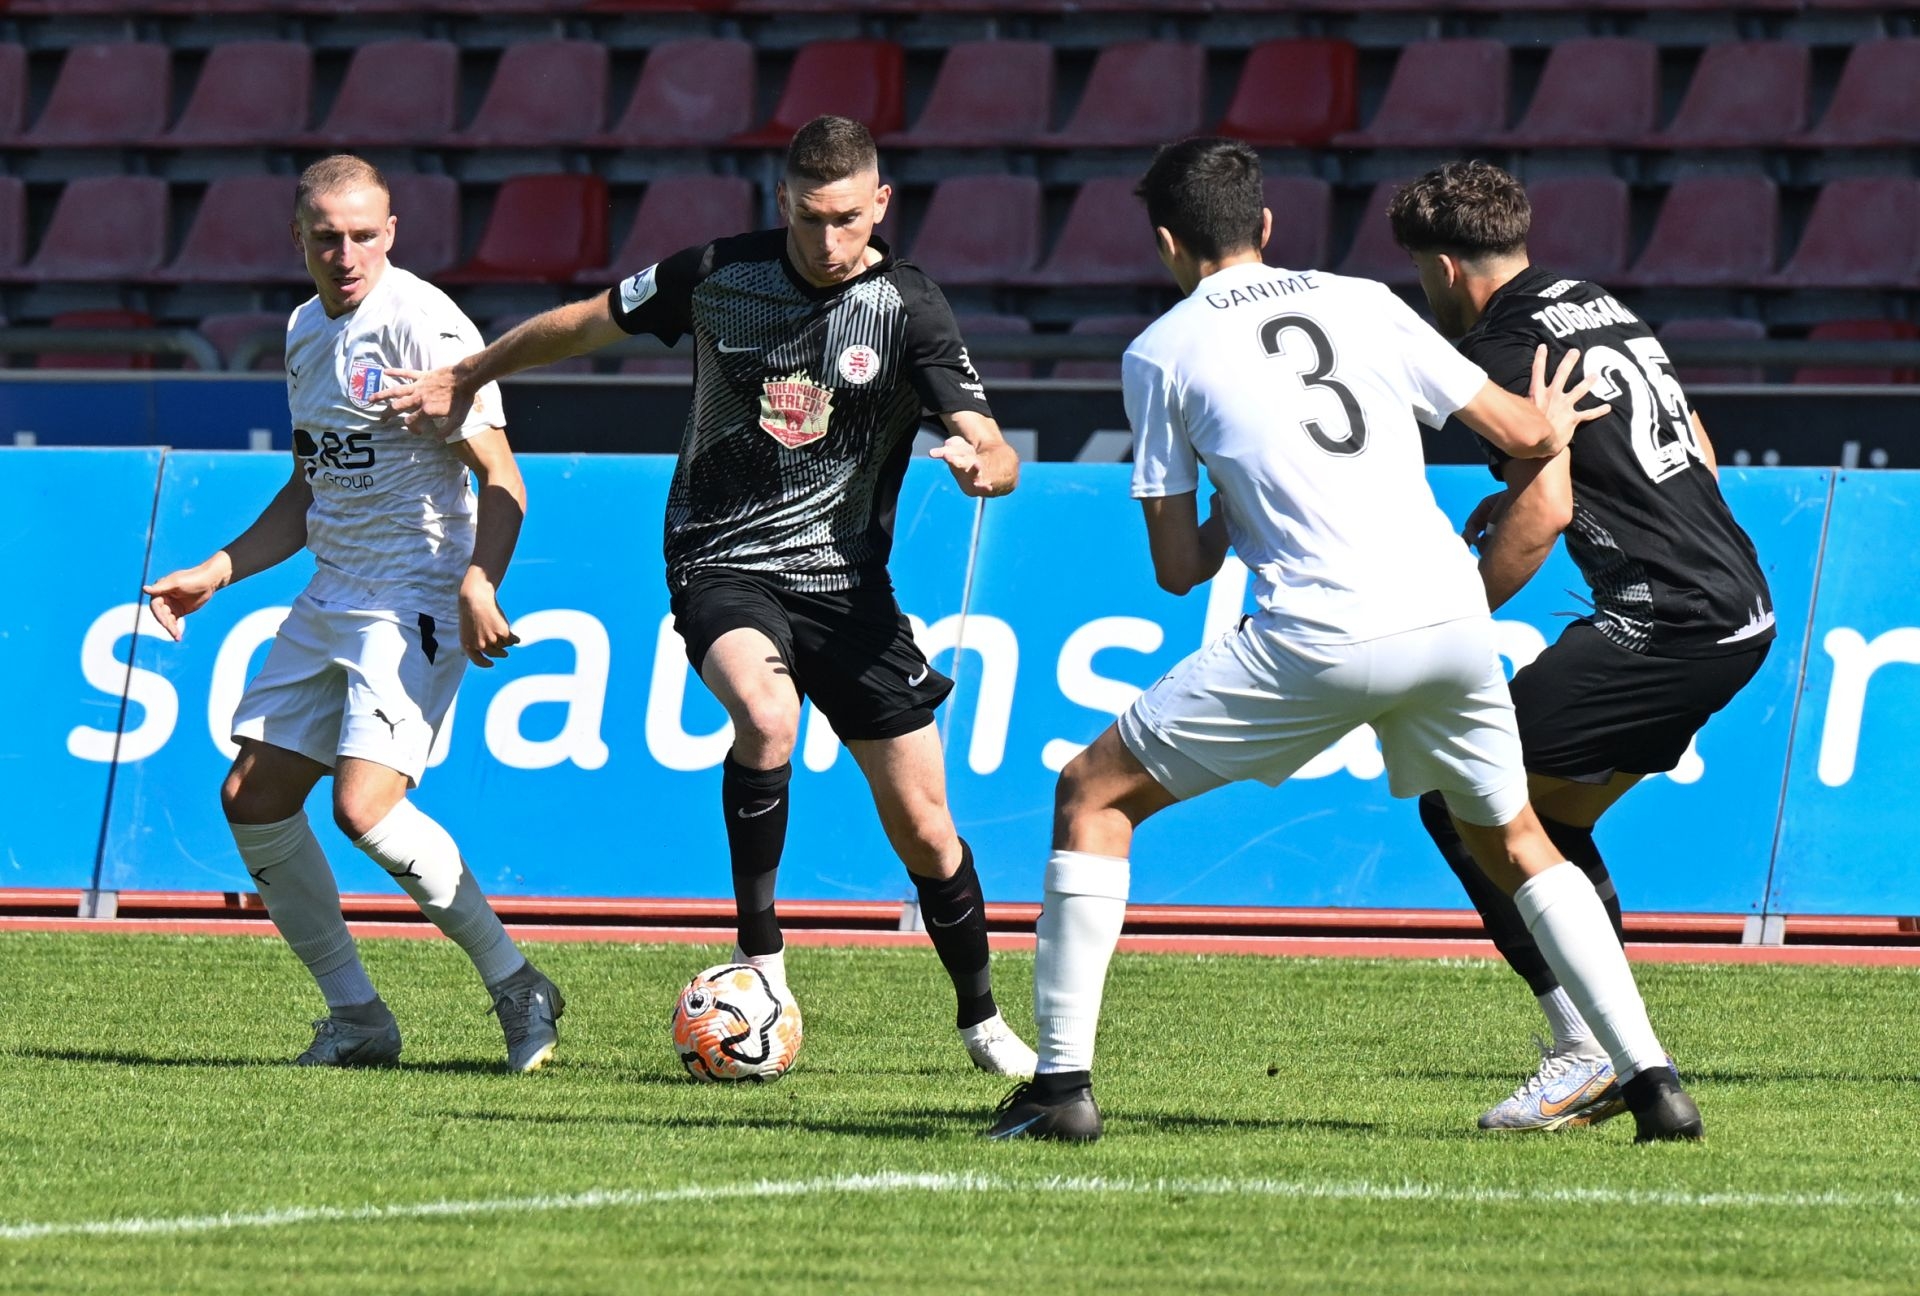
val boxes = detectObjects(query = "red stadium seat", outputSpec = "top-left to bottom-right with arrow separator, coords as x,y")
308,41 -> 460,148
386,172 -> 462,280
1769,179 -> 1920,289
26,43 -> 171,147
1795,319 -> 1919,386
1045,41 -> 1203,149
1053,315 -> 1153,382
884,41 -> 1053,150
953,313 -> 1034,382
0,178 -> 21,275
14,177 -> 168,282
161,176 -> 310,284
1651,42 -> 1808,148
1218,40 -> 1357,148
1335,180 -> 1420,287
456,41 -> 607,147
1798,39 -> 1920,147
446,174 -> 609,283
1623,176 -> 1778,288
165,41 -> 311,146
575,175 -> 755,283
1525,176 -> 1631,284
1263,176 -> 1332,272
39,309 -> 156,371
731,40 -> 905,148
1019,178 -> 1162,287
0,45 -> 24,143
595,38 -> 753,148
197,311 -> 289,372
1498,39 -> 1658,147
905,176 -> 1043,287
1658,317 -> 1765,387
1333,40 -> 1506,149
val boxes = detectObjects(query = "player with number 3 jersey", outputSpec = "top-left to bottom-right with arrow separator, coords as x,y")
1390,161 -> 1773,1133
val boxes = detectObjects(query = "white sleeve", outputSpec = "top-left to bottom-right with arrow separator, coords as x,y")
1379,288 -> 1488,428
1124,348 -> 1197,499
402,303 -> 506,443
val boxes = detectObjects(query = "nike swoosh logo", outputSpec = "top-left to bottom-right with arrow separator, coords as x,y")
988,1116 -> 1044,1140
716,341 -> 760,354
928,907 -> 974,929
906,665 -> 930,687
736,801 -> 781,819
1538,1075 -> 1612,1118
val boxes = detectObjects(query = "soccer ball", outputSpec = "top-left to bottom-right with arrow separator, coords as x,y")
671,963 -> 804,1083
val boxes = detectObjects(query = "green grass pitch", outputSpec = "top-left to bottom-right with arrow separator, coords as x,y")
2,932 -> 1917,1295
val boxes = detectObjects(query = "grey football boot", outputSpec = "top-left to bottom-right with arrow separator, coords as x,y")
489,961 -> 565,1073
295,999 -> 403,1067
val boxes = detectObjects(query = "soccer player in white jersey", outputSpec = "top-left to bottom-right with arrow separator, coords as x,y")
986,138 -> 1702,1144
141,155 -> 564,1072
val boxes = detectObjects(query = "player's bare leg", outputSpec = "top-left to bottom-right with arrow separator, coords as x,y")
700,627 -> 803,988
334,756 -> 560,1072
849,724 -> 1035,1075
223,739 -> 400,1066
989,725 -> 1179,1141
1450,803 -> 1702,1142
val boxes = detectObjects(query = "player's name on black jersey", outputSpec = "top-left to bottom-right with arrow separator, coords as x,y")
608,230 -> 992,594
1456,265 -> 1775,659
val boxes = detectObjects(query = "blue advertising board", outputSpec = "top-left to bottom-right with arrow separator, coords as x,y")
10,451 -> 1917,916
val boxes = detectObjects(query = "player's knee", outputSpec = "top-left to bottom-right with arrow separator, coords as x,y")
331,788 -> 392,842
733,698 -> 801,765
1053,751 -> 1108,825
222,763 -> 293,825
893,813 -> 959,878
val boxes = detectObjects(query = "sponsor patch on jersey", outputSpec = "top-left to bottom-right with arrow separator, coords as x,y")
620,265 -> 659,315
348,354 -> 384,406
836,343 -> 881,386
758,372 -> 834,449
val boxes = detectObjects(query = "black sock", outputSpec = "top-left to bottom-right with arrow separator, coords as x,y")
723,755 -> 790,957
1539,815 -> 1625,945
1033,1069 -> 1091,1098
1418,792 -> 1560,997
1621,1064 -> 1683,1112
912,837 -> 997,1029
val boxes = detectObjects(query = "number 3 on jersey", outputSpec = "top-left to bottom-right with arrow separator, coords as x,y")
1259,314 -> 1369,457
1581,338 -> 1705,483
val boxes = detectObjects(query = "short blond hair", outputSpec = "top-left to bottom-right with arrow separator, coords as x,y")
295,154 -> 390,215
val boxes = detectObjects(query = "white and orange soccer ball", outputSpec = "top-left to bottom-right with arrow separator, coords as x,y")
671,963 -> 804,1083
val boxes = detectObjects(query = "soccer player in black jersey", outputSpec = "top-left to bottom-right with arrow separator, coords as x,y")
379,116 -> 1038,1076
1390,161 -> 1775,1132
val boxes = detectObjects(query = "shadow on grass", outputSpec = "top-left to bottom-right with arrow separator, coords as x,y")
434,1106 -> 1378,1139
7,1046 -> 588,1077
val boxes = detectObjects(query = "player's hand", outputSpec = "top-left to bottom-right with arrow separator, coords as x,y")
377,366 -> 471,436
930,435 -> 1005,497
458,575 -> 520,668
141,556 -> 229,641
1462,491 -> 1511,552
1529,344 -> 1610,455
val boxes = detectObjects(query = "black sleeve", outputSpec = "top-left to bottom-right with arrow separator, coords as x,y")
1458,332 -> 1545,479
895,268 -> 994,419
606,244 -> 706,344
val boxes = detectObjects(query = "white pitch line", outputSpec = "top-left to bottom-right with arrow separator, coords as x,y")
2,1171 -> 1912,1243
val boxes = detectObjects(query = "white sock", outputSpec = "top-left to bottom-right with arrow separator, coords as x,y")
1538,986 -> 1600,1057
1033,850 -> 1130,1075
729,944 -> 787,991
1514,863 -> 1666,1080
353,800 -> 525,990
231,812 -> 378,1010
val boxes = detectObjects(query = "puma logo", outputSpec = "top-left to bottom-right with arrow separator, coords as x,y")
439,331 -> 461,339
372,708 -> 403,739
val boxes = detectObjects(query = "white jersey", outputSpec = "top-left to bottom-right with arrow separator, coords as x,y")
1126,263 -> 1492,645
284,265 -> 505,620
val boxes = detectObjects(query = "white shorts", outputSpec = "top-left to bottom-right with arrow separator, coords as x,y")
1117,614 -> 1529,827
231,594 -> 463,784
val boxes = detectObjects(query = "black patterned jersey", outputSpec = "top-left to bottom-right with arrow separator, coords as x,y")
1456,266 -> 1774,658
608,230 -> 992,592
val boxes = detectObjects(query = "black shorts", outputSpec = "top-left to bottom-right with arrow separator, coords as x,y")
669,569 -> 954,743
1509,622 -> 1771,782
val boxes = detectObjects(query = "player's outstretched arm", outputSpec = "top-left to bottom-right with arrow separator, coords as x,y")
142,461 -> 312,641
378,294 -> 627,432
450,427 -> 526,669
1472,453 -> 1573,611
1457,345 -> 1610,459
1140,491 -> 1229,597
929,409 -> 1020,498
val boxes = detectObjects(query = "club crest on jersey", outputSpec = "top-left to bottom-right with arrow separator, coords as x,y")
348,354 -> 384,407
836,343 -> 881,386
758,371 -> 834,449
